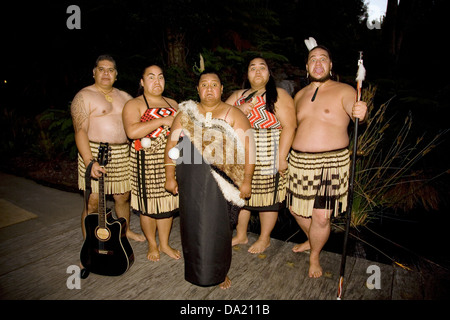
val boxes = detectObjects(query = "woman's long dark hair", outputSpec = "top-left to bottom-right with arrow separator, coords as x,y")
243,57 -> 278,114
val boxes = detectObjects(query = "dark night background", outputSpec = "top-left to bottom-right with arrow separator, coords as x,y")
0,0 -> 449,297
2,0 -> 449,112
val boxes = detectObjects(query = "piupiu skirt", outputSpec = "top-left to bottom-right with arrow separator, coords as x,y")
246,128 -> 286,211
130,139 -> 179,218
287,148 -> 350,218
77,141 -> 131,194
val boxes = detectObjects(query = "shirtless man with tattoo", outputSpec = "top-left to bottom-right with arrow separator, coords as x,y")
71,55 -> 145,242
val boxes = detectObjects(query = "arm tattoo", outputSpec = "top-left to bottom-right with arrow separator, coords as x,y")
71,93 -> 89,133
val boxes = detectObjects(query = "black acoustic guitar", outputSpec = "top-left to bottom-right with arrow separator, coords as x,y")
80,142 -> 134,277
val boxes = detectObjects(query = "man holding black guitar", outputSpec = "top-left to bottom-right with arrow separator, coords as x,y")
71,55 -> 145,257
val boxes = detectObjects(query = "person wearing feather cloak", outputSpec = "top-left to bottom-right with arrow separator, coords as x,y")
164,71 -> 255,289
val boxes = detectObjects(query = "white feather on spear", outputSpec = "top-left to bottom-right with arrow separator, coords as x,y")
356,52 -> 366,101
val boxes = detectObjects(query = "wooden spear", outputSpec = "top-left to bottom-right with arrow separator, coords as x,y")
337,51 -> 366,300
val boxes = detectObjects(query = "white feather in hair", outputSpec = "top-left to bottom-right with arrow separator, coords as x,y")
304,37 -> 318,51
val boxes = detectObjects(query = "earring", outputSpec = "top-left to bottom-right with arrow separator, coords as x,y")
330,71 -> 333,77
306,72 -> 309,78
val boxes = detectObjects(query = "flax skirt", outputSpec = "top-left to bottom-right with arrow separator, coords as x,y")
287,148 -> 350,218
246,128 -> 286,211
78,141 -> 131,194
130,140 -> 179,218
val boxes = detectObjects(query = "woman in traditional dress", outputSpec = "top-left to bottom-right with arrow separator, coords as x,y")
122,65 -> 181,261
225,57 -> 297,254
164,71 -> 255,289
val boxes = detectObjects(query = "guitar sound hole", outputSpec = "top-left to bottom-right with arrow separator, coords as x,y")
96,227 -> 111,241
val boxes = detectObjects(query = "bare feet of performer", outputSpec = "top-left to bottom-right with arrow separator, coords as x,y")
309,252 -> 323,278
232,235 -> 248,247
292,241 -> 310,253
232,234 -> 271,254
232,209 -> 276,254
220,276 -> 231,289
248,237 -> 270,254
146,244 -> 160,262
292,240 -> 322,277
146,245 -> 181,261
160,245 -> 181,260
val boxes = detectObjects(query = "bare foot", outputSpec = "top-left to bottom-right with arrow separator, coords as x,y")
146,245 -> 160,262
159,245 -> 182,260
127,230 -> 146,242
248,238 -> 270,254
219,276 -> 231,289
308,255 -> 323,278
232,235 -> 248,247
292,241 -> 310,253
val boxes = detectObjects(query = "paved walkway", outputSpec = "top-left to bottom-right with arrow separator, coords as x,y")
0,172 -> 425,306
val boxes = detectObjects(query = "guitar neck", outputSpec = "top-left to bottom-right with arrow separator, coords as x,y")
98,170 -> 107,228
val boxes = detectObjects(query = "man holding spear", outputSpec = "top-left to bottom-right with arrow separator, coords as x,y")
287,40 -> 367,278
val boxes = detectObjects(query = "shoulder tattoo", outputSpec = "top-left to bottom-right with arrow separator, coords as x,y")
70,93 -> 89,133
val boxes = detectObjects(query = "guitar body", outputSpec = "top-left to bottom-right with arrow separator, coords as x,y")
80,209 -> 134,276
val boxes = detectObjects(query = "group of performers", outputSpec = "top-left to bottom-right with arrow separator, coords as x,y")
72,44 -> 367,290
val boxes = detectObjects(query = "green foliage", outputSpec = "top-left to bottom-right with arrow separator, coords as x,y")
164,66 -> 199,102
33,107 -> 77,160
0,107 -> 35,154
342,86 -> 448,227
195,46 -> 290,98
0,104 -> 76,161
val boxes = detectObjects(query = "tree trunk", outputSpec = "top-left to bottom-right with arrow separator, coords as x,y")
166,27 -> 187,69
384,0 -> 415,73
384,0 -> 398,58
